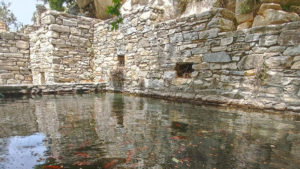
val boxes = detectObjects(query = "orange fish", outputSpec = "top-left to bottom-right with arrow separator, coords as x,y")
104,159 -> 119,169
75,152 -> 90,158
74,161 -> 91,166
43,165 -> 62,169
170,136 -> 187,140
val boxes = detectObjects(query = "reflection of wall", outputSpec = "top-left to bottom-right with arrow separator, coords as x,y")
0,100 -> 37,138
33,95 -> 103,164
0,94 -> 299,168
93,93 -> 300,168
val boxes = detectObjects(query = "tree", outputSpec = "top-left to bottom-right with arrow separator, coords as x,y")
0,0 -> 21,31
39,0 -> 123,30
39,0 -> 76,11
106,0 -> 123,30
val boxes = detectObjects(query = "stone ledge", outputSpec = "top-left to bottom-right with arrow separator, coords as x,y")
0,83 -> 106,96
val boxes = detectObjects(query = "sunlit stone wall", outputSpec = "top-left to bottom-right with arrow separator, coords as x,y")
0,32 -> 32,85
0,6 -> 299,112
29,10 -> 99,85
93,7 -> 300,112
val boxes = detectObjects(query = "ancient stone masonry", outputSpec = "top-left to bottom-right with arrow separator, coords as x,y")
0,32 -> 32,85
30,10 -> 99,85
93,7 -> 300,112
0,6 -> 300,112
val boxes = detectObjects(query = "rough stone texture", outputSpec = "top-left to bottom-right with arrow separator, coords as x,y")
30,10 -> 99,85
253,9 -> 300,27
203,52 -> 231,63
0,32 -> 32,85
92,7 -> 300,112
257,3 -> 282,15
1,7 -> 300,112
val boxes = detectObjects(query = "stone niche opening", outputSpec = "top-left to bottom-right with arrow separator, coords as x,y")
175,63 -> 194,78
118,55 -> 125,67
40,72 -> 45,85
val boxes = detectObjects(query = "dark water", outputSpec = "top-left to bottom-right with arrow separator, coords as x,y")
0,93 -> 299,169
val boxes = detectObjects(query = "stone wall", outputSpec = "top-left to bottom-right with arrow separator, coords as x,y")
0,7 -> 300,112
30,10 -> 99,85
93,7 -> 300,112
0,32 -> 32,85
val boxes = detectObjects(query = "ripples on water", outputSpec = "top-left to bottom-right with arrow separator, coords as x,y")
0,93 -> 299,169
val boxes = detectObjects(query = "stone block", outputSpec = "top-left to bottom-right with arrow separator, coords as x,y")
199,28 -> 219,39
183,32 -> 198,41
294,56 -> 300,62
49,24 -> 70,33
236,13 -> 254,24
245,33 -> 261,42
284,45 -> 300,56
7,79 -> 18,84
193,63 -> 210,70
9,47 -> 18,53
292,61 -> 300,69
237,21 -> 252,30
253,9 -> 300,27
172,78 -> 192,86
139,11 -> 151,22
207,18 -> 235,31
191,46 -> 209,55
15,74 -> 25,80
46,31 -> 59,38
238,54 -> 264,70
63,19 -> 77,27
41,15 -> 55,24
127,27 -> 136,35
279,30 -> 300,46
222,63 -> 237,69
265,56 -> 293,69
170,33 -> 183,43
221,37 -> 234,46
50,39 -> 65,45
163,71 -> 176,80
193,23 -> 206,31
16,40 -> 29,49
211,46 -> 227,52
259,35 -> 278,46
258,3 -> 282,15
1,32 -> 15,40
203,52 -> 231,63
0,73 -> 14,79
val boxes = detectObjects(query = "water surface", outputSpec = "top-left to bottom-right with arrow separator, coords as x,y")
0,93 -> 299,169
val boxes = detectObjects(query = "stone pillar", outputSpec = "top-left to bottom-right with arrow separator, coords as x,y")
33,5 -> 47,27
0,21 -> 7,32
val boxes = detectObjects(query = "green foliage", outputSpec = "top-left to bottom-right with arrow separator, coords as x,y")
106,0 -> 123,30
0,1 -> 22,30
281,2 -> 300,12
0,93 -> 3,99
256,62 -> 267,84
239,0 -> 254,14
39,0 -> 75,11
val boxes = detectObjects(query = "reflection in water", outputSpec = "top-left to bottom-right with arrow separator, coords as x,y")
0,133 -> 47,169
0,93 -> 299,169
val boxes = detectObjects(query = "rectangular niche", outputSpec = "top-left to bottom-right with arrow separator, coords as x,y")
40,72 -> 45,85
175,63 -> 194,78
118,55 -> 125,67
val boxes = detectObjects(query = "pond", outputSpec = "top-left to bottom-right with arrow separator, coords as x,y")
0,93 -> 299,169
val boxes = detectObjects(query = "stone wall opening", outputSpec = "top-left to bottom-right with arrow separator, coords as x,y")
40,72 -> 45,85
118,55 -> 125,67
175,63 -> 194,78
